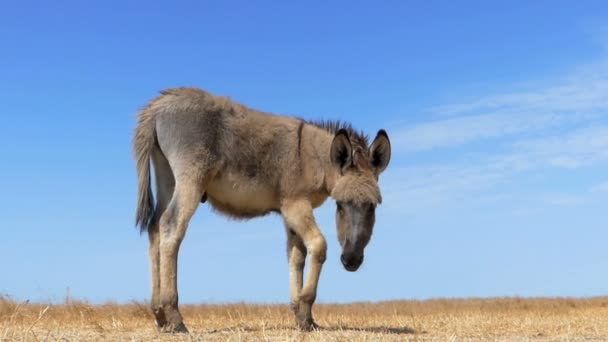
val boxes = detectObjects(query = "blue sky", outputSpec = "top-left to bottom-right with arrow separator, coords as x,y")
1,1 -> 607,304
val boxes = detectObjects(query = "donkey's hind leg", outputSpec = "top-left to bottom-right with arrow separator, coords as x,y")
285,227 -> 306,314
158,171 -> 206,333
148,148 -> 175,328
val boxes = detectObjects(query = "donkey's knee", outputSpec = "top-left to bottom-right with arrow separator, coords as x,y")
298,290 -> 317,305
308,235 -> 327,264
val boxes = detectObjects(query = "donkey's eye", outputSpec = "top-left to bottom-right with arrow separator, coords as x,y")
337,202 -> 344,213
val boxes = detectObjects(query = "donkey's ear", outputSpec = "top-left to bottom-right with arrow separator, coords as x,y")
330,129 -> 353,172
369,129 -> 391,175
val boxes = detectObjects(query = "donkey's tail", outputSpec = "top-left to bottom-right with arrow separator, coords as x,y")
133,102 -> 157,233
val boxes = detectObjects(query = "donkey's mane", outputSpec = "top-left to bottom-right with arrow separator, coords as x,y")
306,120 -> 369,148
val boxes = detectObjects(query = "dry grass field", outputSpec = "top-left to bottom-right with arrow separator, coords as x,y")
2,296 -> 608,341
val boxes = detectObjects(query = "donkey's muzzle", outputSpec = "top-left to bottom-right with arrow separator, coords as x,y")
341,253 -> 364,272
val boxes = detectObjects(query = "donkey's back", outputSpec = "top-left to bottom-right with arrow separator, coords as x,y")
152,88 -> 300,164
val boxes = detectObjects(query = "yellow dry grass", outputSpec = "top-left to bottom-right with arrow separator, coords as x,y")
2,296 -> 608,341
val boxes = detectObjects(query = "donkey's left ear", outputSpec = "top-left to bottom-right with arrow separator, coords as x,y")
330,128 -> 353,173
369,129 -> 391,175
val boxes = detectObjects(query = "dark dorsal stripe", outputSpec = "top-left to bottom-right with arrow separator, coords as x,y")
296,120 -> 305,159
296,120 -> 305,175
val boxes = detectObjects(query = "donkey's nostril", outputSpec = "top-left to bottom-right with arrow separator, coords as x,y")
340,254 -> 348,266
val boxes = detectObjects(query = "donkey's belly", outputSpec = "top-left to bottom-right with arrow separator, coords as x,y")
206,174 -> 279,218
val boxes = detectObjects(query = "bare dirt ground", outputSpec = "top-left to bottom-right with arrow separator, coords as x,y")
2,296 -> 608,341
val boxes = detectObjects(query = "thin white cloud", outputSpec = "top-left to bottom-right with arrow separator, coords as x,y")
380,161 -> 510,215
393,112 -> 586,153
392,62 -> 608,153
509,126 -> 608,169
381,49 -> 608,216
382,124 -> 608,215
540,193 -> 587,207
432,77 -> 608,117
591,181 -> 608,193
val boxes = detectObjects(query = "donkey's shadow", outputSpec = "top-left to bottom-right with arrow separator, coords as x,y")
204,325 -> 416,335
322,325 -> 416,334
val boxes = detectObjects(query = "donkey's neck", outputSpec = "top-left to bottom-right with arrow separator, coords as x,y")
302,123 -> 342,198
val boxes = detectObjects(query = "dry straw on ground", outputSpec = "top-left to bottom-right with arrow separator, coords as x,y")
2,295 -> 608,341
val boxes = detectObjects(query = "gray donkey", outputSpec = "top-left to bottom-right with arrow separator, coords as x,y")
134,88 -> 391,332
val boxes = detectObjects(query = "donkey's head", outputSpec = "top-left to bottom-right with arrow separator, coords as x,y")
330,128 -> 391,272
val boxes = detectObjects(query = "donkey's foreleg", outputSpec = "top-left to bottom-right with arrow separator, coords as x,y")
281,200 -> 327,331
296,230 -> 326,331
158,179 -> 203,333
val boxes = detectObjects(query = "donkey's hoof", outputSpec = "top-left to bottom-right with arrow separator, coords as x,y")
297,319 -> 320,332
173,322 -> 190,334
161,322 -> 189,334
152,308 -> 167,328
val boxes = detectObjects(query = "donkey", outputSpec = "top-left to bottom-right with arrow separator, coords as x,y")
133,87 -> 391,332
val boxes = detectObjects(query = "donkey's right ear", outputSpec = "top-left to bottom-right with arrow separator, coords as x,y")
330,129 -> 353,173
